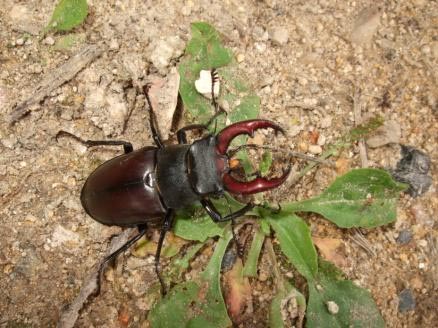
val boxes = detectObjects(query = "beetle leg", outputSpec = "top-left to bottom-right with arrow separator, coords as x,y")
143,84 -> 164,149
176,114 -> 226,144
201,198 -> 254,222
176,124 -> 208,144
155,209 -> 175,296
95,227 -> 147,295
56,130 -> 134,154
230,217 -> 245,258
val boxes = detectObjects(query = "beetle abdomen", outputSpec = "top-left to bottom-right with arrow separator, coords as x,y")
81,147 -> 166,226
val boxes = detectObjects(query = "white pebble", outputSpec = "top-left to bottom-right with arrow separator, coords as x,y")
308,145 -> 322,154
269,26 -> 289,45
255,42 -> 267,53
320,116 -> 332,128
16,38 -> 24,46
109,39 -> 119,50
43,36 -> 55,46
317,134 -> 326,146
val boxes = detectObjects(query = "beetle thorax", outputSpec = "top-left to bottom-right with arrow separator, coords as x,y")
187,135 -> 226,196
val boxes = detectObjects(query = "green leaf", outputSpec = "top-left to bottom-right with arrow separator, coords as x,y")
187,22 -> 233,68
268,214 -> 318,281
178,22 -> 260,127
259,219 -> 271,235
171,242 -> 204,270
259,151 -> 273,176
178,22 -> 233,122
149,229 -> 233,328
269,283 -> 306,328
48,0 -> 88,32
242,227 -> 265,277
173,195 -> 250,242
174,211 -> 224,242
228,94 -> 260,123
344,115 -> 384,143
282,169 -> 407,228
148,281 -> 200,328
307,260 -> 384,328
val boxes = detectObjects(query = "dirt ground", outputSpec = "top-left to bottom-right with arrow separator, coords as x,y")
1,0 -> 437,327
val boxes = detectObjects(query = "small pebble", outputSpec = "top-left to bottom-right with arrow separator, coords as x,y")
308,145 -> 322,154
16,38 -> 24,46
1,135 -> 18,149
317,134 -> 326,146
43,36 -> 55,46
109,39 -> 119,50
398,289 -> 416,312
255,42 -> 267,53
269,26 -> 289,45
421,45 -> 430,55
258,271 -> 269,282
309,82 -> 320,94
252,26 -> 268,41
320,116 -> 332,129
29,63 -> 43,74
366,120 -> 401,148
410,276 -> 423,290
181,5 -> 192,16
236,53 -> 245,63
396,229 -> 412,245
417,239 -> 427,248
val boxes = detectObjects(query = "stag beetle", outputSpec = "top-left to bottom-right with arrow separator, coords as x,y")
58,78 -> 290,294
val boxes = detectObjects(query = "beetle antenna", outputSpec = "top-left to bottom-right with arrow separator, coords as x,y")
205,68 -> 227,134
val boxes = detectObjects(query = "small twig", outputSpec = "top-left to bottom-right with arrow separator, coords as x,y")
0,172 -> 32,207
9,44 -> 104,124
352,88 -> 369,168
350,228 -> 376,257
57,227 -> 136,328
288,100 -> 320,111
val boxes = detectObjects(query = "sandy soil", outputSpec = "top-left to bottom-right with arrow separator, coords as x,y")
1,0 -> 437,327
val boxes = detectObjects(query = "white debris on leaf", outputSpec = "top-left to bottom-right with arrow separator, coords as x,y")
326,301 -> 339,314
195,70 -> 220,100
